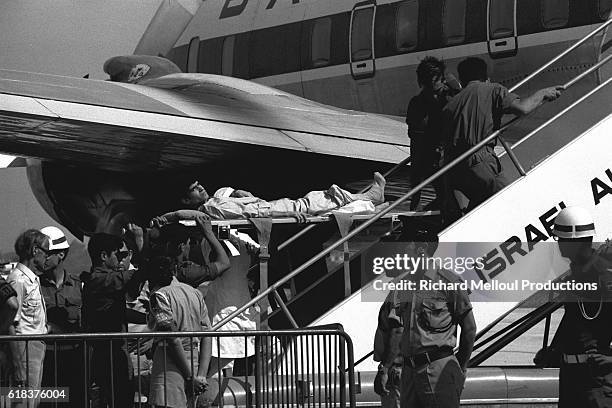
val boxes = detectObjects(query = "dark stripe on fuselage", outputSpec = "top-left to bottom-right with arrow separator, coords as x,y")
168,0 -> 608,80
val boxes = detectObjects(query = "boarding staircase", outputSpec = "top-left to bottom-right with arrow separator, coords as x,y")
213,17 -> 612,378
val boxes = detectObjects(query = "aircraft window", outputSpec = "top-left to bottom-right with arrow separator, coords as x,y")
250,26 -> 288,77
599,0 -> 612,20
489,0 -> 515,39
311,18 -> 332,68
187,37 -> 200,73
351,7 -> 374,61
198,38 -> 222,74
541,0 -> 568,29
222,36 -> 235,76
396,0 -> 418,52
443,0 -> 466,46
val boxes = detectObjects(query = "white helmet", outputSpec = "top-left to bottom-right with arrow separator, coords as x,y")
40,226 -> 70,251
552,206 -> 596,239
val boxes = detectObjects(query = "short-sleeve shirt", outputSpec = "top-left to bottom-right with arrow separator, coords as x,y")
40,268 -> 82,333
394,268 -> 472,356
148,280 -> 211,350
7,263 -> 47,335
443,81 -> 518,165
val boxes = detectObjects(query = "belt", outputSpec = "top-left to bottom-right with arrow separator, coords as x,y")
403,347 -> 454,368
562,353 -> 591,364
562,349 -> 612,365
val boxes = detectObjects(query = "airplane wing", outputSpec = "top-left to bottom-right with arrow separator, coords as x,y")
0,70 -> 409,172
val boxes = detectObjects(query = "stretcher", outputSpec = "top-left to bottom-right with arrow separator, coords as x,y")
178,209 -> 439,227
179,207 -> 439,328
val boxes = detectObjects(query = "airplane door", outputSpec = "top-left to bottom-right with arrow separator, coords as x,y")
487,0 -> 518,58
350,1 -> 376,79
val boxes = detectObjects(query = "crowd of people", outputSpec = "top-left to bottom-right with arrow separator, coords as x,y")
0,169 -> 390,408
0,204 -> 248,407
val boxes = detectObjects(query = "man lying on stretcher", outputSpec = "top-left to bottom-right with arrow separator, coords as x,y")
151,173 -> 386,226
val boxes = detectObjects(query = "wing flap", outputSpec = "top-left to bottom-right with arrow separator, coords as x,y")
0,70 -> 409,171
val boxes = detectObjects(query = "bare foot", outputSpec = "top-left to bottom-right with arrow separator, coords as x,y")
361,172 -> 386,204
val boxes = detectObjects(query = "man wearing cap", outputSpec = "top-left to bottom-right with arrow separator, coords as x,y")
542,206 -> 612,407
38,226 -> 85,408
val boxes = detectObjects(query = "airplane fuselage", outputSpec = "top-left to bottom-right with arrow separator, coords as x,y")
164,0 -> 611,121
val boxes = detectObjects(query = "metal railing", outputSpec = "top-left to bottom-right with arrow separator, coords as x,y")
213,18 -> 612,334
0,328 -> 355,408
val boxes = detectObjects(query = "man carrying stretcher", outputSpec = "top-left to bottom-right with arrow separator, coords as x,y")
151,172 -> 386,225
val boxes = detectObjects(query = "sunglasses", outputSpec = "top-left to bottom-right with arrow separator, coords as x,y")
117,249 -> 133,261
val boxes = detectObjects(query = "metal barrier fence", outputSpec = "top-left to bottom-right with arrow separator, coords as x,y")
0,329 -> 355,408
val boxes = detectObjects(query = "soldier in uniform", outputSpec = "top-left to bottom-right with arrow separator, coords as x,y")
547,206 -> 612,407
375,231 -> 476,408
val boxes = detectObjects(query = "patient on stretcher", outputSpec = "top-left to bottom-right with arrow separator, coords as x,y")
151,173 -> 386,225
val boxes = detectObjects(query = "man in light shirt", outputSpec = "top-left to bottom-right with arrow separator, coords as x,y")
7,229 -> 50,404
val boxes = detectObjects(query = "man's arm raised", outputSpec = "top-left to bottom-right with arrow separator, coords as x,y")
508,86 -> 563,116
195,214 -> 230,274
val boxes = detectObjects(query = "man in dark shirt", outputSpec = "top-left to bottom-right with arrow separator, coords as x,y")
546,206 -> 612,407
405,56 -> 460,213
39,226 -> 85,407
82,233 -> 143,408
442,57 -> 562,213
